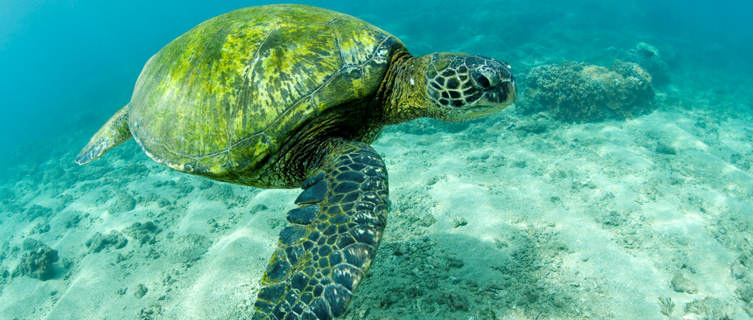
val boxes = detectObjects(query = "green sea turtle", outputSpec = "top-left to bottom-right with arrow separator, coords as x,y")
75,4 -> 515,319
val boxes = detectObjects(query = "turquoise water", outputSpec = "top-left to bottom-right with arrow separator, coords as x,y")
1,1 -> 751,177
1,1 -> 753,319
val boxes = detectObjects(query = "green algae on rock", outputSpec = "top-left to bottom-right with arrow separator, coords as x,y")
12,239 -> 59,281
86,231 -> 129,253
622,42 -> 670,86
523,60 -> 655,122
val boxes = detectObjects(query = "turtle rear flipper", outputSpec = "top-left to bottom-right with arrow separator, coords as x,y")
75,105 -> 132,165
254,139 -> 388,320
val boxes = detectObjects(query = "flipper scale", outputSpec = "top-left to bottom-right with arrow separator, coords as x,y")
253,140 -> 388,320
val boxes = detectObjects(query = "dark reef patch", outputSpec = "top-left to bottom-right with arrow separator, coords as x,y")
12,239 -> 59,281
521,60 -> 655,122
86,231 -> 129,253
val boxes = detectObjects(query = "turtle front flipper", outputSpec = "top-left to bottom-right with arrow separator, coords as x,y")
75,105 -> 132,165
254,140 -> 389,320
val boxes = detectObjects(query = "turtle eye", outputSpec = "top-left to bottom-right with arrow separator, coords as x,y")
471,67 -> 498,90
473,73 -> 491,89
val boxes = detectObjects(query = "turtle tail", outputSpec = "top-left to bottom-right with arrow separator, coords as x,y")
75,105 -> 132,165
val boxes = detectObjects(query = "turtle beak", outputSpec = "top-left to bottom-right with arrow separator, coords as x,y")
500,74 -> 516,106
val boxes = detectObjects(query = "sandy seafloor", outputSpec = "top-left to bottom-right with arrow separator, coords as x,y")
2,3 -> 753,320
2,88 -> 753,319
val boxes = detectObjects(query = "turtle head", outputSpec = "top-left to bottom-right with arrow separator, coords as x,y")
383,52 -> 515,124
421,53 -> 516,122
